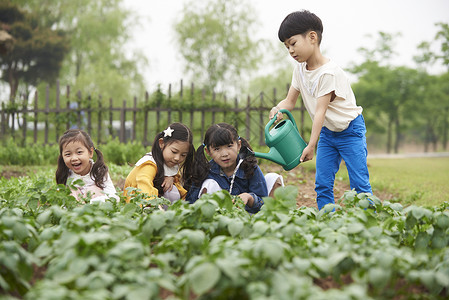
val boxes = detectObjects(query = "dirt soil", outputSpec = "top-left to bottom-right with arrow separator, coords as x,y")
259,164 -> 351,209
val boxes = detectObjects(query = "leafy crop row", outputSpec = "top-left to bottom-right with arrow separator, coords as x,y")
0,175 -> 448,299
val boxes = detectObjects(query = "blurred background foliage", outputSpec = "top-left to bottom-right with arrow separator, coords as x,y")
0,0 -> 448,153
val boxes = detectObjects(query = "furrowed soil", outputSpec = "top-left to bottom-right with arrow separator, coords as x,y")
259,164 -> 342,209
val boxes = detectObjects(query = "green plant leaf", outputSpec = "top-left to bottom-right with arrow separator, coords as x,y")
12,222 -> 30,241
228,220 -> 244,237
368,267 -> 390,289
200,201 -> 216,219
189,262 -> 221,296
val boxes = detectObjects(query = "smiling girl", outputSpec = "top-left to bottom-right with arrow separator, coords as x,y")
56,129 -> 118,203
124,123 -> 195,204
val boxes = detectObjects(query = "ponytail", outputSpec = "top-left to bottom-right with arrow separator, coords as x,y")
91,148 -> 108,189
239,137 -> 257,178
55,155 -> 69,185
189,144 -> 211,186
151,132 -> 166,196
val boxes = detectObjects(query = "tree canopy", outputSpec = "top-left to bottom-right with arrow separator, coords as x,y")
174,0 -> 262,93
5,0 -> 147,103
0,1 -> 69,101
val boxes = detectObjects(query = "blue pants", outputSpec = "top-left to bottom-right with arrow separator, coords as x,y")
315,115 -> 372,210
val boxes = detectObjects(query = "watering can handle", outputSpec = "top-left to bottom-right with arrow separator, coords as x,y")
280,109 -> 298,129
265,109 -> 299,138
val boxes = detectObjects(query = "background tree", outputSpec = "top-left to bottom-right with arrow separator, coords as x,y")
174,0 -> 262,93
12,0 -> 147,103
413,22 -> 449,150
0,1 -> 69,101
435,23 -> 449,70
351,32 -> 421,153
248,42 -> 293,97
428,23 -> 449,150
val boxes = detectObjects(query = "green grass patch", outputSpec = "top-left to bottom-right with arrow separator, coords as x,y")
333,156 -> 449,207
316,156 -> 449,207
366,157 -> 449,207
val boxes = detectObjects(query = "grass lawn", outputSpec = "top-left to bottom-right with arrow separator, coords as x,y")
334,156 -> 449,207
366,156 -> 449,207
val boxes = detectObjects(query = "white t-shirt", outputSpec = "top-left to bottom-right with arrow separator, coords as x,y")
68,168 -> 118,203
291,60 -> 362,132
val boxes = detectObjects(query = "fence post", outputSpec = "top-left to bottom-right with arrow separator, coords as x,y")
21,93 -> 28,146
109,98 -> 113,137
34,91 -> 38,143
259,92 -> 264,146
179,79 -> 183,123
66,85 -> 70,131
223,94 -> 227,121
10,94 -> 15,141
0,102 -> 5,139
212,91 -> 216,124
120,100 -> 126,143
190,83 -> 194,130
132,96 -> 137,142
76,90 -> 82,129
167,84 -> 172,124
87,94 -> 92,137
55,80 -> 60,142
246,95 -> 250,141
97,96 -> 102,144
143,91 -> 149,146
234,97 -> 238,131
156,88 -> 161,134
44,85 -> 49,144
201,89 -> 205,138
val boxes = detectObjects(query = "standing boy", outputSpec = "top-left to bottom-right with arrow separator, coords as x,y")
269,10 -> 372,210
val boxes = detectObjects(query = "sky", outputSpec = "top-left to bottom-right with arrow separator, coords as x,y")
124,0 -> 449,91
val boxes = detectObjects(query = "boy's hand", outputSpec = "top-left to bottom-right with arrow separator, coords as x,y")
162,176 -> 174,193
269,106 -> 283,123
300,145 -> 315,162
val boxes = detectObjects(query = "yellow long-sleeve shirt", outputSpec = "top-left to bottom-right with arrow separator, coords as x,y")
123,160 -> 187,203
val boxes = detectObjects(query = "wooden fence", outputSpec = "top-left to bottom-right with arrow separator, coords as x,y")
0,81 -> 308,147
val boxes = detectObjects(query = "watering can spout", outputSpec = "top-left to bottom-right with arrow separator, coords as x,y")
254,148 -> 285,166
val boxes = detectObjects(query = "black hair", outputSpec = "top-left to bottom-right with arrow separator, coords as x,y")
278,10 -> 323,44
151,122 -> 195,195
55,129 -> 108,188
189,123 -> 257,187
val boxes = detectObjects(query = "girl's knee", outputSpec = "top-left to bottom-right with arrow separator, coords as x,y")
265,173 -> 284,197
200,179 -> 222,195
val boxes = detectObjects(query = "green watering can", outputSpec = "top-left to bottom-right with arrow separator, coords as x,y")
254,109 -> 307,171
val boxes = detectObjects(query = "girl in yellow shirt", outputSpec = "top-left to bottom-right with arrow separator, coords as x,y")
124,123 -> 194,203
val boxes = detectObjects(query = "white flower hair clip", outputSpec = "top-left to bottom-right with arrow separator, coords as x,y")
163,126 -> 174,137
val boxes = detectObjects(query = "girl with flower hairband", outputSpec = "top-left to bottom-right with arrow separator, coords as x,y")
124,123 -> 195,205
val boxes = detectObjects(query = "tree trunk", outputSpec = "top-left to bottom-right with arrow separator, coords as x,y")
443,107 -> 448,151
387,119 -> 392,153
8,61 -> 19,102
424,120 -> 430,153
394,116 -> 400,154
